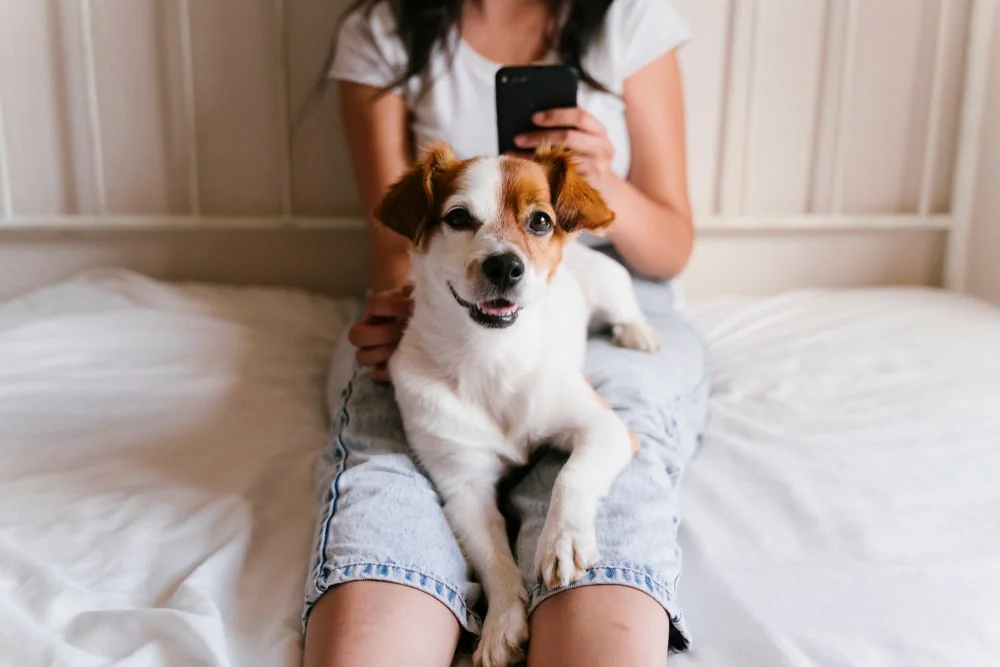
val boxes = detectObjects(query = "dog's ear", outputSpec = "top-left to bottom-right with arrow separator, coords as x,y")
374,142 -> 460,247
533,144 -> 615,235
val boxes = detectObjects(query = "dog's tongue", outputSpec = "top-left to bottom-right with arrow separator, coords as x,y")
479,298 -> 517,316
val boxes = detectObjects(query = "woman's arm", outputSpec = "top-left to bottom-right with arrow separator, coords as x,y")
607,49 -> 693,280
339,81 -> 415,381
516,50 -> 694,281
339,81 -> 414,292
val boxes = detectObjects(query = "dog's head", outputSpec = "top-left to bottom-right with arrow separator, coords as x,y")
374,143 -> 614,329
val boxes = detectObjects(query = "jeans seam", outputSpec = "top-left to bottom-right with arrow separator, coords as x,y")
307,559 -> 483,634
312,367 -> 358,590
526,563 -> 688,631
528,563 -> 677,601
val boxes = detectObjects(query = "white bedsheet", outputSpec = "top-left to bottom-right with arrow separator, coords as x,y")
676,288 -> 1000,667
1,272 -> 999,666
0,270 -> 356,667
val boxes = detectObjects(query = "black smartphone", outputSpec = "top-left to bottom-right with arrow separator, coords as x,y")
495,65 -> 579,155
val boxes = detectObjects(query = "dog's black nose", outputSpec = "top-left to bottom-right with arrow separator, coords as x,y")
482,253 -> 525,290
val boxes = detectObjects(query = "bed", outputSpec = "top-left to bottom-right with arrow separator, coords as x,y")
2,268 -> 998,666
2,0 -> 999,665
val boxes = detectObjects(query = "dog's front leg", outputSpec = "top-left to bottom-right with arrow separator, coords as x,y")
413,442 -> 529,667
392,367 -> 529,666
534,376 -> 635,590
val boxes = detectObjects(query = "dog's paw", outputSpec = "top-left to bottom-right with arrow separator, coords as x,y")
612,319 -> 661,352
535,512 -> 600,590
474,595 -> 529,667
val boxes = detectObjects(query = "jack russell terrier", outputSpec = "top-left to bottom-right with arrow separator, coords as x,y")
378,142 -> 660,667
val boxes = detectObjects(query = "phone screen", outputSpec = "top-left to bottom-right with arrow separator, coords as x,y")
495,65 -> 579,155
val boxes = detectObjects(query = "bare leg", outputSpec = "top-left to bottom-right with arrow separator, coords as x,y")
527,586 -> 670,667
303,581 -> 460,667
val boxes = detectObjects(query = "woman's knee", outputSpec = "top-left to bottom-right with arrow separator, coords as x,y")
308,367 -> 482,644
527,585 -> 670,667
304,582 -> 460,667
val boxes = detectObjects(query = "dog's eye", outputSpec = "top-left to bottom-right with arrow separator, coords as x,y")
527,212 -> 553,236
444,208 -> 475,230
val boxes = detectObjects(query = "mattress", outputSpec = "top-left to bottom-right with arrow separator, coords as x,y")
1,271 -> 999,667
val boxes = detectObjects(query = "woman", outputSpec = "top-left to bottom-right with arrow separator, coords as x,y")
303,1 -> 709,665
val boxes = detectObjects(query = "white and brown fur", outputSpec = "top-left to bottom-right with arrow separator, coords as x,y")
378,143 -> 659,667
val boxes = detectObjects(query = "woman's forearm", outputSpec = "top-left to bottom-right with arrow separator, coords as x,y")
369,223 -> 412,293
337,81 -> 415,294
594,173 -> 694,281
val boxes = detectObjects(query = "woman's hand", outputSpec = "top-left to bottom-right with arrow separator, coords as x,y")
347,285 -> 414,383
514,107 -> 615,183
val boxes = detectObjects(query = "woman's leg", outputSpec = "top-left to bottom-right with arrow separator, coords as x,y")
510,279 -> 710,665
304,581 -> 460,667
302,367 -> 482,667
527,586 -> 669,667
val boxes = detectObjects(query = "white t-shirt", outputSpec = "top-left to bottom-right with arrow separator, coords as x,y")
328,0 -> 690,247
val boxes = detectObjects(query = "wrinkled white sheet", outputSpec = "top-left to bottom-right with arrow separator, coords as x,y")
0,269 -> 356,667
2,272 -> 999,667
676,288 -> 1000,667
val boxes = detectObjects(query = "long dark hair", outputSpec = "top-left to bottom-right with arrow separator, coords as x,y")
328,0 -> 614,93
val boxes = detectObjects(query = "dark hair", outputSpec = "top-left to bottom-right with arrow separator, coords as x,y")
328,0 -> 615,93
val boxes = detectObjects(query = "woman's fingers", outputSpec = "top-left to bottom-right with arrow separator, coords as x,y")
515,129 -> 612,158
355,343 -> 397,368
345,285 -> 414,381
516,107 -> 612,158
532,108 -> 604,135
348,285 -> 413,347
366,291 -> 414,319
372,362 -> 391,384
511,107 -> 614,170
347,318 -> 407,348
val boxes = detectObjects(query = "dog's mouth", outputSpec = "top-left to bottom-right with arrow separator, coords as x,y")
448,282 -> 520,329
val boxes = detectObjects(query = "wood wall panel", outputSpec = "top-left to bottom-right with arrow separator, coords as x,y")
0,0 -> 76,214
744,0 -> 828,215
188,0 -> 286,215
0,1 -> 975,219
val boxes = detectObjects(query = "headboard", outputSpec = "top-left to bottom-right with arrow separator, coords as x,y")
0,0 -> 996,300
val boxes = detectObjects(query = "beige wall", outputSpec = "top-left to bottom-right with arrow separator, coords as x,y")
969,6 -> 1000,306
0,0 -> 984,299
0,0 -> 972,218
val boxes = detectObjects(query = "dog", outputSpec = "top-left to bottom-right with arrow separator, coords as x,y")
377,142 -> 660,667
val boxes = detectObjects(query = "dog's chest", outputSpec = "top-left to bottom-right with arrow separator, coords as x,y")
491,397 -> 532,451
452,365 -> 543,464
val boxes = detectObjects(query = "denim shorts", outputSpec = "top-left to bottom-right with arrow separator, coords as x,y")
303,272 -> 710,653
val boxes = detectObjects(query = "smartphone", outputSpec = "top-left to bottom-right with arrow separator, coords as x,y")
495,65 -> 579,155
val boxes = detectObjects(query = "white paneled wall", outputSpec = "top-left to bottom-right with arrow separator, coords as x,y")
0,0 -> 975,219
969,4 -> 1000,305
0,0 -> 994,299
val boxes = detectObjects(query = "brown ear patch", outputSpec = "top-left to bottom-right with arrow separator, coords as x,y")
533,144 -> 615,235
374,142 -> 463,249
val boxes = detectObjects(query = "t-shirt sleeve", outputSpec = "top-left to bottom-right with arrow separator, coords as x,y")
617,0 -> 691,80
327,3 -> 408,92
